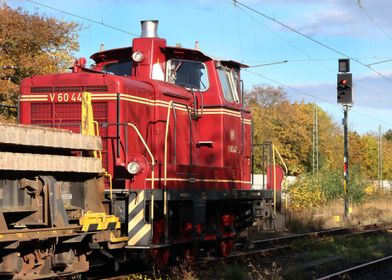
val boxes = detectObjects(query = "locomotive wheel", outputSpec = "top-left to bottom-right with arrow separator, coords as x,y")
218,239 -> 234,257
150,247 -> 170,269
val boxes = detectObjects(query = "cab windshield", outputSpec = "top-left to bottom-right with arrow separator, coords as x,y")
102,60 -> 132,76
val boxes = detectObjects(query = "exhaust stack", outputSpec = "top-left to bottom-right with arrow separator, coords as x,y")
140,20 -> 159,38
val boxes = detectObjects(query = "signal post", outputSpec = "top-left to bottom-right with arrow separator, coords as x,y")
337,59 -> 352,220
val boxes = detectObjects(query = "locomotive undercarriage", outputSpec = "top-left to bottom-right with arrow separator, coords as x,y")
0,176 -> 274,277
109,187 -> 275,268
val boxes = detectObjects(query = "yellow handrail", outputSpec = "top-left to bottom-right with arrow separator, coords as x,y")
93,120 -> 102,160
272,144 -> 289,211
127,123 -> 155,221
272,147 -> 277,219
81,92 -> 101,158
164,101 -> 173,188
105,171 -> 113,200
163,101 -> 174,217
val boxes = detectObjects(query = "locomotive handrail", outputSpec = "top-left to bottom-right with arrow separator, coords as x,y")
164,101 -> 174,225
93,120 -> 103,160
272,147 -> 277,219
105,172 -> 113,201
190,87 -> 204,119
164,101 -> 194,183
117,93 -> 121,158
187,86 -> 198,119
240,80 -> 245,155
91,119 -> 112,202
196,87 -> 204,118
165,101 -> 177,167
127,123 -> 155,222
272,145 -> 289,212
164,100 -> 194,240
253,141 -> 288,218
177,83 -> 203,119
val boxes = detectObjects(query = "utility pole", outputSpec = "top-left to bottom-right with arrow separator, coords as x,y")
312,106 -> 319,174
378,125 -> 383,189
343,106 -> 349,219
337,59 -> 352,220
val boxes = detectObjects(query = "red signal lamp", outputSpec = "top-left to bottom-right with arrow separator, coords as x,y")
337,73 -> 352,104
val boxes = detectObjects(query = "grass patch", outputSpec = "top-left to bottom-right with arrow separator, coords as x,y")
125,259 -> 283,280
282,232 -> 392,279
287,196 -> 392,233
170,260 -> 198,280
197,260 -> 283,280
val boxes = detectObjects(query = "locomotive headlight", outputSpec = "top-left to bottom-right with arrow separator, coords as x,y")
127,161 -> 141,175
132,51 -> 144,62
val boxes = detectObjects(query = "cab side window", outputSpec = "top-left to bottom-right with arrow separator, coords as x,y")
166,59 -> 209,91
218,67 -> 240,103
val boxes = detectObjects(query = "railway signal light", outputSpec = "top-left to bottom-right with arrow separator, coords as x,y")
337,59 -> 352,220
337,73 -> 352,104
338,58 -> 350,73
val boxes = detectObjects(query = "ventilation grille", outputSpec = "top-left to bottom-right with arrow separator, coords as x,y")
31,85 -> 108,93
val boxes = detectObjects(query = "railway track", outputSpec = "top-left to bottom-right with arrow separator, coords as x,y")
112,222 -> 392,279
317,255 -> 392,279
247,221 -> 392,248
228,221 -> 392,258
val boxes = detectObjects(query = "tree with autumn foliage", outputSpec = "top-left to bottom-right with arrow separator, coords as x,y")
246,85 -> 341,175
0,4 -> 80,119
247,84 -> 392,209
382,133 -> 392,180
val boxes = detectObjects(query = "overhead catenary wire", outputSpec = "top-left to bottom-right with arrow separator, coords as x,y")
233,0 -> 392,130
356,0 -> 392,44
235,3 -> 391,91
246,69 -> 337,104
232,0 -> 392,85
19,0 -> 392,131
235,2 -> 388,126
24,0 -> 138,37
235,4 -> 336,75
245,57 -> 392,64
355,0 -> 376,57
245,69 -> 392,128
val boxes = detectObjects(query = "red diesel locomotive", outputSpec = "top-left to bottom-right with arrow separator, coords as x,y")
17,20 -> 275,269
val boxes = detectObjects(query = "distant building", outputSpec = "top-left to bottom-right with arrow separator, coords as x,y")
251,174 -> 297,190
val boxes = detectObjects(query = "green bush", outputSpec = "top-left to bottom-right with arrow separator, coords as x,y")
288,166 -> 368,209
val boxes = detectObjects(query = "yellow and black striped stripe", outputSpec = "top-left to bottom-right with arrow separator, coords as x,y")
127,190 -> 152,247
79,212 -> 120,232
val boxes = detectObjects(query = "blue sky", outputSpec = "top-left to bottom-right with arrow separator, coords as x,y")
8,0 -> 392,134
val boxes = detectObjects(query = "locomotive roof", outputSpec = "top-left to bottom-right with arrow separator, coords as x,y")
90,47 -> 132,63
90,45 -> 248,69
163,46 -> 248,69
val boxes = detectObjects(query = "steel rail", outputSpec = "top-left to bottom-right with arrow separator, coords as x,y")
97,222 -> 392,279
233,226 -> 386,259
250,221 -> 392,248
317,255 -> 392,280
